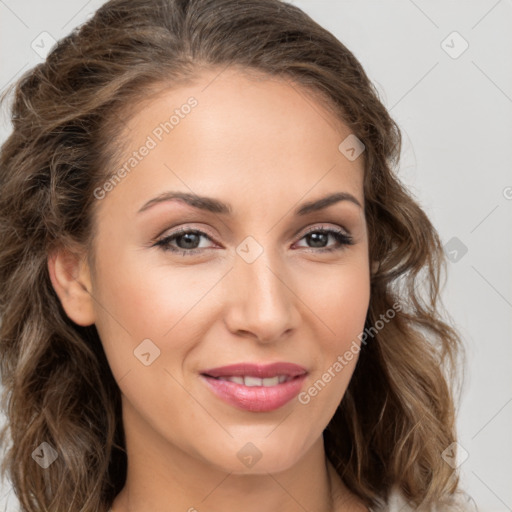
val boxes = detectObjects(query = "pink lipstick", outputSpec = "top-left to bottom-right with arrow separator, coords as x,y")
200,362 -> 308,412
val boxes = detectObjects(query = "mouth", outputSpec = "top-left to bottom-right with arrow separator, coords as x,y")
201,374 -> 299,386
199,362 -> 308,412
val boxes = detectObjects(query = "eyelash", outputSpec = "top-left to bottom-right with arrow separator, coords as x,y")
153,225 -> 354,257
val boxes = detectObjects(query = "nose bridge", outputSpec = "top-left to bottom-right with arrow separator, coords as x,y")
225,242 -> 297,341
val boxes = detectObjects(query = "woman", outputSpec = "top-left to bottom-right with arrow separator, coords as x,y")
0,0 -> 476,510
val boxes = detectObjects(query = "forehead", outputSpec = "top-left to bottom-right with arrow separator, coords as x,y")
97,67 -> 365,215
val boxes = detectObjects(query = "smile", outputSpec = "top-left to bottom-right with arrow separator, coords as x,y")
209,375 -> 293,386
200,373 -> 307,412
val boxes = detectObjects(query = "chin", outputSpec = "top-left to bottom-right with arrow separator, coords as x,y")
201,433 -> 309,476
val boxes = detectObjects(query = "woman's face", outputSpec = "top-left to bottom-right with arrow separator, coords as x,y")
88,67 -> 370,474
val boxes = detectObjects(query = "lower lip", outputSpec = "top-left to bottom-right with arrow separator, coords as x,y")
200,374 -> 307,412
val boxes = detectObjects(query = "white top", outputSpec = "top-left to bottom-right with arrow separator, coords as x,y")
371,487 -> 479,511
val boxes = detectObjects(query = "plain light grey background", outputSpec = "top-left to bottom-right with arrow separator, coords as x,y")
0,1 -> 511,511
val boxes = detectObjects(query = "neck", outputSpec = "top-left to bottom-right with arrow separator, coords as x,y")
111,400 -> 362,512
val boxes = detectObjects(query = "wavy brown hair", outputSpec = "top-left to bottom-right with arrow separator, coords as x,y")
0,0 -> 465,510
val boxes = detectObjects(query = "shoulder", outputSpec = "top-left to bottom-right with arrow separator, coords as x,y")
370,486 -> 479,511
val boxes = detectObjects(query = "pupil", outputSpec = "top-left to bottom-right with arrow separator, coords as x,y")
178,233 -> 199,249
308,232 -> 327,248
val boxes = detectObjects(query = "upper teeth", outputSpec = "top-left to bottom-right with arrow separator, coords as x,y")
217,375 -> 290,386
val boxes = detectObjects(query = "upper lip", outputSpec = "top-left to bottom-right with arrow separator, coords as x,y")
201,362 -> 307,379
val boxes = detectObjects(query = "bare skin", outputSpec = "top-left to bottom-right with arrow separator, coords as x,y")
48,66 -> 371,512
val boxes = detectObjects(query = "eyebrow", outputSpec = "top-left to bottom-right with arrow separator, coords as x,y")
137,191 -> 362,216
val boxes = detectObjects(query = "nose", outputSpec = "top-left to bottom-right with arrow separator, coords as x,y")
223,250 -> 300,344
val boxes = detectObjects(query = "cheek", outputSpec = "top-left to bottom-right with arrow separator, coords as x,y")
332,269 -> 370,341
91,245 -> 227,370
296,263 -> 369,418
298,256 -> 370,343
93,243 -> 204,332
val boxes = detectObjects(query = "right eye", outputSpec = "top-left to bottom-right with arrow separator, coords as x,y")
153,228 -> 217,256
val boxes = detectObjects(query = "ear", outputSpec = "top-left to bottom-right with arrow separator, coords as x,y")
370,260 -> 380,276
47,246 -> 95,326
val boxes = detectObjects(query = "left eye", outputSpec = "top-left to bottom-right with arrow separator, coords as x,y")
294,227 -> 353,252
154,226 -> 353,255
